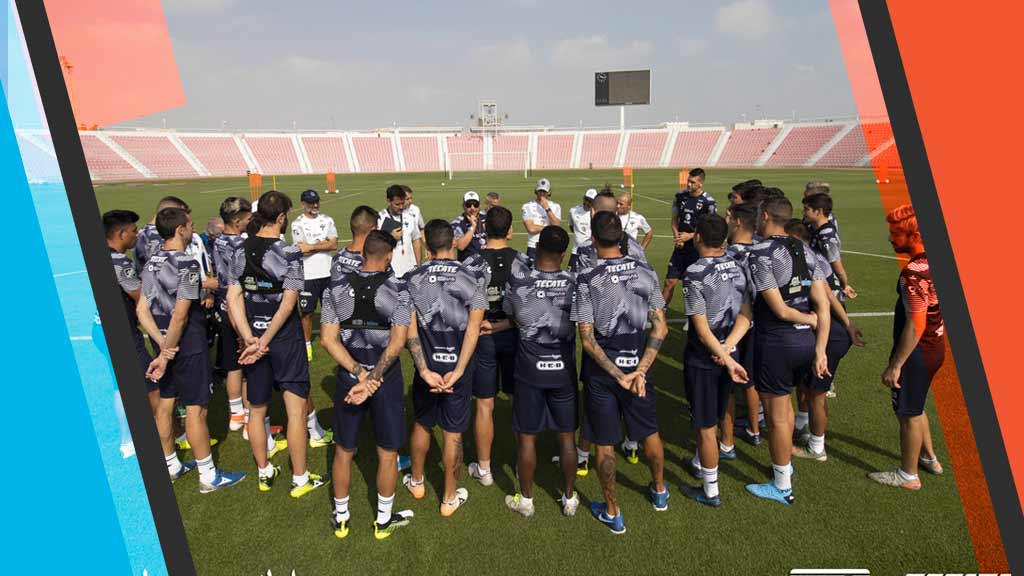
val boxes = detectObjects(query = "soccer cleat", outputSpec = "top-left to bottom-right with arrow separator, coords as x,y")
551,455 -> 589,477
468,462 -> 494,487
258,465 -> 281,492
403,473 -> 426,500
331,515 -> 350,540
826,382 -> 837,398
440,488 -> 469,517
175,437 -> 218,452
681,484 -> 722,508
560,491 -> 580,517
620,442 -> 639,464
792,425 -> 810,444
738,428 -> 762,447
199,470 -> 246,494
374,511 -> 413,540
505,493 -> 535,518
229,413 -> 246,432
919,457 -> 944,475
242,424 -> 283,441
719,446 -> 738,460
649,485 -> 670,511
309,430 -> 334,449
686,459 -> 702,480
745,482 -> 795,505
306,342 -> 313,362
868,470 -> 922,490
590,502 -> 626,535
268,438 -> 289,460
397,454 -> 412,472
170,460 -> 197,482
792,446 -> 828,462
290,472 -> 327,499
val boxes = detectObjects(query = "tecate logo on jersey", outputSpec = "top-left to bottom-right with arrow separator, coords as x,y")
432,353 -> 458,363
615,356 -> 640,368
430,264 -> 459,275
536,360 -> 565,371
606,262 -> 637,273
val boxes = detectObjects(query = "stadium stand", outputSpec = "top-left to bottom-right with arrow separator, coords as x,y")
764,124 -> 844,167
667,129 -> 723,167
579,132 -> 621,169
80,133 -> 145,180
301,135 -> 350,173
110,134 -> 200,179
492,134 -> 529,171
399,136 -> 441,172
815,126 -> 868,167
244,136 -> 301,175
447,135 -> 485,172
535,133 -> 574,170
351,135 -> 396,173
716,127 -> 781,167
623,131 -> 668,168
179,135 -> 249,177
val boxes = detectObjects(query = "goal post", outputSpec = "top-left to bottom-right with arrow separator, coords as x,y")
445,151 -> 529,180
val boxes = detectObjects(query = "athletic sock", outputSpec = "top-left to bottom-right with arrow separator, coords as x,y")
576,447 -> 590,463
376,493 -> 394,524
293,471 -> 310,487
307,411 -> 326,440
478,460 -> 491,474
334,496 -> 350,523
518,494 -> 534,508
920,455 -> 938,464
772,463 -> 794,491
702,466 -> 720,498
808,433 -> 826,454
243,408 -> 250,425
624,438 -> 639,451
746,427 -> 760,438
165,452 -> 183,476
258,463 -> 275,478
719,441 -> 734,453
897,468 -> 919,483
305,341 -> 312,349
197,455 -> 216,484
692,453 -> 701,469
228,397 -> 244,417
265,417 -> 276,451
795,411 -> 809,431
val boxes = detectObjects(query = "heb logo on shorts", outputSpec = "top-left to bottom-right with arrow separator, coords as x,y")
432,352 -> 458,363
537,360 -> 565,371
790,570 -> 870,576
615,356 -> 639,368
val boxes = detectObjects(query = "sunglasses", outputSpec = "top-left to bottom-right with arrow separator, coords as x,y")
464,200 -> 480,208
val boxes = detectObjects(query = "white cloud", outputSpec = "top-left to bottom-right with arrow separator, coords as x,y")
714,0 -> 778,39
550,35 -> 654,69
472,40 -> 533,68
674,36 -> 710,57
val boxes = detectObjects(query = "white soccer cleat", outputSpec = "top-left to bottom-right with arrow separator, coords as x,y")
560,491 -> 580,517
468,462 -> 494,487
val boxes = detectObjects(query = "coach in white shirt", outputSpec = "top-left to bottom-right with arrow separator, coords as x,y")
292,189 -> 339,359
378,184 -> 421,278
568,188 -> 597,271
616,191 -> 653,250
403,185 -> 427,260
521,177 -> 562,261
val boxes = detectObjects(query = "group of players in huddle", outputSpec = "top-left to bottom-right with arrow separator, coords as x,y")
101,169 -> 946,539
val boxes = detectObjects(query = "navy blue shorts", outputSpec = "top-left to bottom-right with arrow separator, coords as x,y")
413,369 -> 473,433
217,312 -> 241,373
801,321 -> 853,392
583,375 -> 659,446
299,277 -> 330,316
159,352 -> 212,406
684,363 -> 733,429
513,380 -> 578,436
243,337 -> 311,406
473,329 -> 517,398
735,330 -> 756,390
666,247 -> 698,280
568,253 -> 580,272
753,333 -> 815,396
526,247 -> 537,262
333,366 -> 406,451
892,346 -> 945,417
133,329 -> 158,392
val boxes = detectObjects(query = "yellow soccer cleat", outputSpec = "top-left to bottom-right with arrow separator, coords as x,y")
267,438 -> 288,460
309,430 -> 334,449
374,511 -> 413,540
331,515 -> 350,540
175,437 -> 218,452
290,472 -> 328,499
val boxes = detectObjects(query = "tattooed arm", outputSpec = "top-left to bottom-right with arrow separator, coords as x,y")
636,308 -> 668,374
365,324 -> 409,391
406,311 -> 446,392
579,322 -> 628,386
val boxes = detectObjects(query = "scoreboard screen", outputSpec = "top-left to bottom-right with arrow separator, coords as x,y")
595,70 -> 650,106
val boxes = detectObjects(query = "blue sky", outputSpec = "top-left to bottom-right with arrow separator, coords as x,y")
135,0 -> 855,130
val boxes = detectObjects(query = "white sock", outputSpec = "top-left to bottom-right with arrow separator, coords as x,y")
293,471 -> 309,487
719,441 -> 734,453
795,411 -> 809,430
692,453 -> 701,469
518,494 -> 534,508
197,455 -> 216,484
307,411 -> 326,440
305,341 -> 312,348
334,496 -> 350,522
376,493 -> 394,524
746,427 -> 759,438
920,455 -> 937,463
244,408 -> 250,425
265,416 -> 275,451
228,397 -> 244,417
576,447 -> 590,463
702,466 -> 719,498
808,433 -> 825,454
624,438 -> 639,451
165,452 -> 182,476
258,463 -> 275,478
897,468 -> 919,482
772,463 -> 793,491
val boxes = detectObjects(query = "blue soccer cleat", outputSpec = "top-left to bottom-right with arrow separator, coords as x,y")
649,485 -> 670,511
590,502 -> 626,535
681,484 -> 722,508
397,454 -> 412,472
200,470 -> 247,494
719,446 -> 738,460
170,460 -> 196,483
745,482 -> 794,505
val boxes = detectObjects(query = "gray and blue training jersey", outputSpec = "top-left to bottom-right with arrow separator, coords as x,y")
112,249 -> 141,326
331,247 -> 364,280
212,233 -> 245,308
405,259 -> 487,372
810,222 -> 842,265
226,238 -> 305,340
504,257 -> 576,388
134,224 -> 163,272
320,270 -> 410,369
452,214 -> 487,260
574,234 -> 648,272
748,235 -> 827,338
140,249 -> 206,355
684,254 -> 748,367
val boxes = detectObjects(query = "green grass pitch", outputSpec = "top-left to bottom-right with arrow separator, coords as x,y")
95,168 -> 976,575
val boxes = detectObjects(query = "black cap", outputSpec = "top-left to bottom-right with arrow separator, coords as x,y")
300,189 -> 320,204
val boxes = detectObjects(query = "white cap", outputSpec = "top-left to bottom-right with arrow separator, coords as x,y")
536,178 -> 551,193
463,191 -> 480,203
584,188 -> 598,200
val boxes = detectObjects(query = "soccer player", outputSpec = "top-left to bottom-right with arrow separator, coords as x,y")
226,191 -> 326,498
461,206 -> 521,487
786,219 -> 863,461
403,220 -> 487,517
574,191 -> 648,273
870,205 -> 946,489
568,188 -> 597,271
332,205 -> 379,278
722,202 -> 764,448
452,191 -> 486,261
804,181 -> 839,234
573,211 -> 669,534
292,190 -> 339,360
616,192 -> 653,249
803,193 -> 855,299
211,197 -> 252,435
728,179 -> 762,206
682,214 -> 752,507
378,185 -> 421,278
135,196 -> 189,271
503,226 -> 580,517
483,191 -> 502,213
521,178 -> 562,261
403,185 -> 427,261
744,196 -> 832,505
664,168 -> 716,308
138,207 -> 245,492
321,230 -> 414,540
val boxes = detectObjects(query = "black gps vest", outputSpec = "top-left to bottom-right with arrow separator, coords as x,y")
480,247 -> 518,321
241,236 -> 284,294
338,272 -> 391,330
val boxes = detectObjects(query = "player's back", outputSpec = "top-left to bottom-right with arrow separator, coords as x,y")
134,224 -> 163,271
895,254 -> 944,351
505,257 -> 576,387
321,269 -> 409,367
213,233 -> 245,304
405,258 -> 487,360
331,247 -> 364,281
748,235 -> 823,339
141,249 -> 206,355
573,255 -> 663,353
683,254 -> 746,366
232,236 -> 305,339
